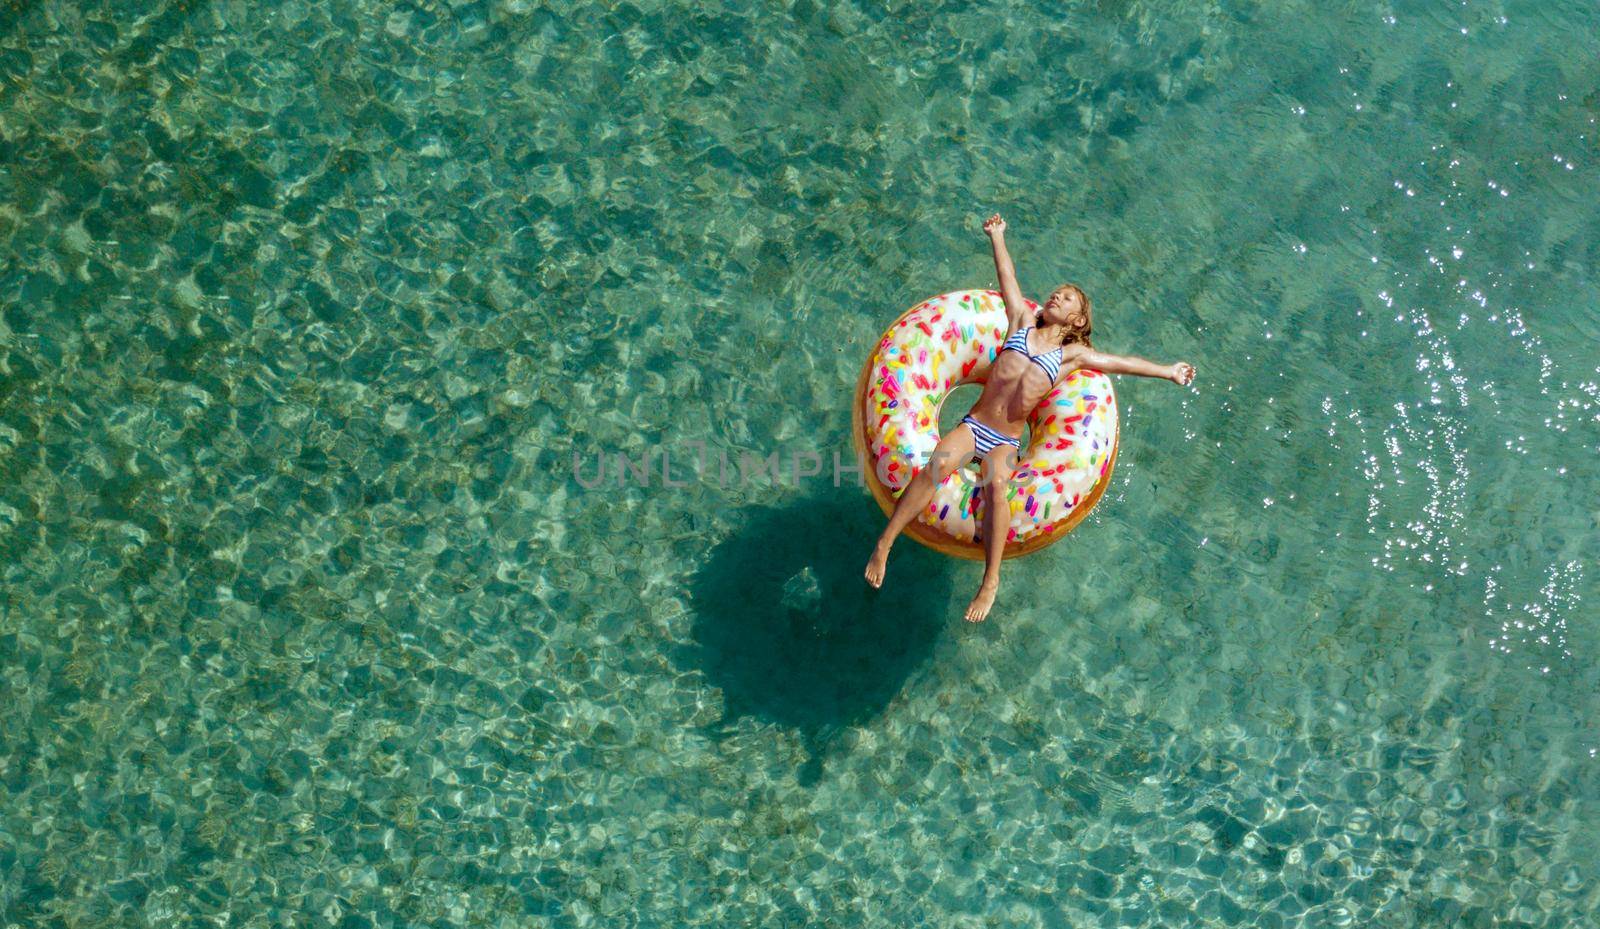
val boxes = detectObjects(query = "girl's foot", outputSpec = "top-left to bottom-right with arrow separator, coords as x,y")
964,578 -> 999,622
864,540 -> 890,588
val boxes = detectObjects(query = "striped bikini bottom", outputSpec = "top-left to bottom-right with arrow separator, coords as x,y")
960,414 -> 1021,462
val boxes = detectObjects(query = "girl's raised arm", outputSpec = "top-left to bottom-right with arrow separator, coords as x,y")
982,213 -> 1029,334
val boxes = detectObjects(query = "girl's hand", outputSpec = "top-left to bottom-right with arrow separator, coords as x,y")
1170,362 -> 1196,386
983,213 -> 1006,238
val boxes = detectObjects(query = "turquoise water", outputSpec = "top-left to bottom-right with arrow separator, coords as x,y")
2,0 -> 1599,925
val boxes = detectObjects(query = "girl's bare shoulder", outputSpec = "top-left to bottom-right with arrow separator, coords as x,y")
1060,343 -> 1095,363
1058,343 -> 1104,376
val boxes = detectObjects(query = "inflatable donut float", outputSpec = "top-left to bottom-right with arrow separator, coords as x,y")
851,289 -> 1119,560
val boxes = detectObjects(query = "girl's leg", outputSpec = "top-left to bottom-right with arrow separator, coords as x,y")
865,424 -> 977,587
964,445 -> 1017,622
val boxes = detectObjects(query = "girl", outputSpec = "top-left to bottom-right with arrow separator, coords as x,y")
864,213 -> 1196,622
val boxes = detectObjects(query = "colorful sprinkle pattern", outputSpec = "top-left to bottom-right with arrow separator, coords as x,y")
861,290 -> 1118,546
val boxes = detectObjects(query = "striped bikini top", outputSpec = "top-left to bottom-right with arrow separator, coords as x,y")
1001,327 -> 1063,381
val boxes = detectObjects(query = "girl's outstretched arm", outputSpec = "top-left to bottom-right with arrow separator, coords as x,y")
1073,348 -> 1195,385
982,213 -> 1029,334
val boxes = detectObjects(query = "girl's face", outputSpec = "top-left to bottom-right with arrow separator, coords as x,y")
1041,287 -> 1086,329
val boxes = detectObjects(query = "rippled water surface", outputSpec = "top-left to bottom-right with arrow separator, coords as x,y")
3,1 -> 1599,925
